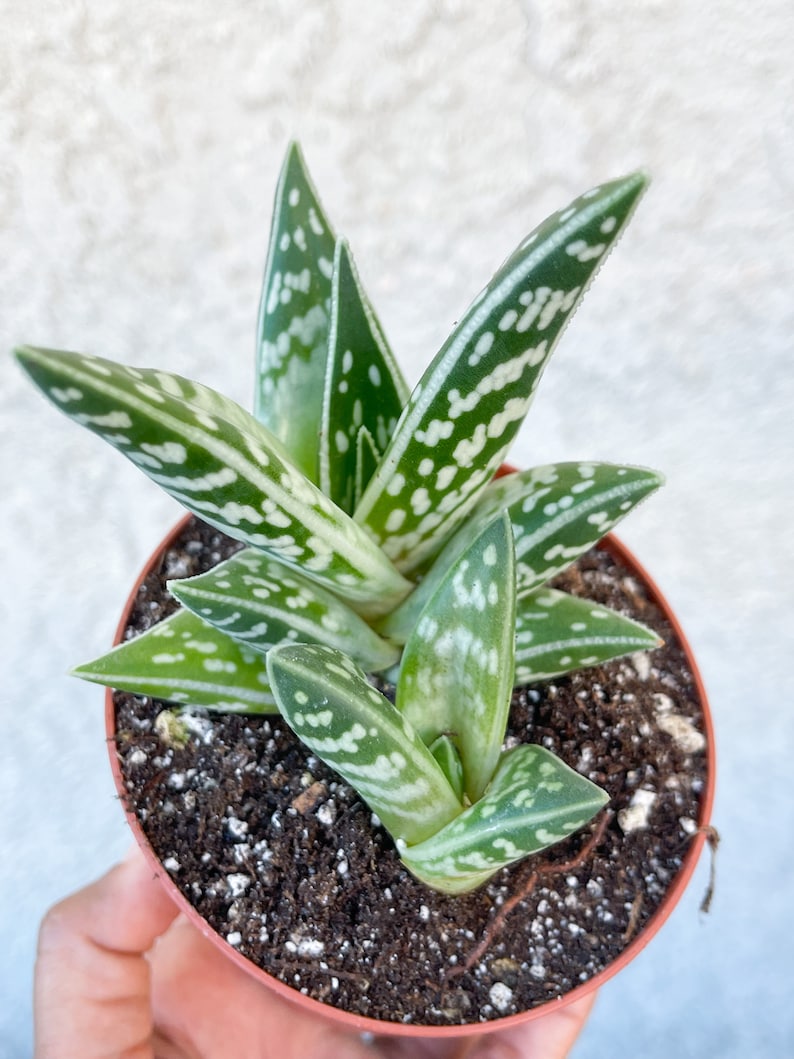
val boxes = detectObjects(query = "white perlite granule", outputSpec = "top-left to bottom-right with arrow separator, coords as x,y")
617,788 -> 657,833
295,937 -> 325,958
316,801 -> 336,825
631,652 -> 652,680
226,873 -> 252,898
656,713 -> 707,753
488,981 -> 514,1012
226,817 -> 249,841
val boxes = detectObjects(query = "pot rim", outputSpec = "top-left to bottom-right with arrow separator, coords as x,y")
105,512 -> 716,1039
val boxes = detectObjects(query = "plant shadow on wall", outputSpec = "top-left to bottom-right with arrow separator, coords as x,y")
15,145 -> 712,1028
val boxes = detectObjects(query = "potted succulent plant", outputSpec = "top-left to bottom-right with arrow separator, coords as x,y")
15,144 -> 713,1036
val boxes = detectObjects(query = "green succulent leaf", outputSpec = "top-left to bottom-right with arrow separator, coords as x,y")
381,462 -> 662,643
319,239 -> 409,513
254,142 -> 337,481
72,608 -> 277,713
399,744 -> 608,894
354,426 -> 381,511
266,643 -> 463,846
515,588 -> 662,682
353,173 -> 649,576
169,548 -> 400,672
14,346 -> 412,618
481,462 -> 663,596
429,735 -> 465,803
397,512 -> 516,803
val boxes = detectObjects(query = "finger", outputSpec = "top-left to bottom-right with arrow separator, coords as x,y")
34,845 -> 179,1059
467,991 -> 598,1059
149,914 -> 383,1059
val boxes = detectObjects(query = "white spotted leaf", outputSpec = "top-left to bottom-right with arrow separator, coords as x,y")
254,142 -> 337,481
319,239 -> 409,513
14,346 -> 412,618
399,744 -> 608,894
72,608 -> 278,714
353,173 -> 649,576
169,548 -> 400,672
266,644 -> 464,846
354,426 -> 380,511
515,588 -> 662,683
380,462 -> 662,642
397,512 -> 516,802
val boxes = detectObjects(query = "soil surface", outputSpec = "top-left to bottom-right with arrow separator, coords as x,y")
113,517 -> 709,1026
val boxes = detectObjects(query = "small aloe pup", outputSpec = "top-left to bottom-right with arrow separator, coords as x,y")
15,143 -> 662,892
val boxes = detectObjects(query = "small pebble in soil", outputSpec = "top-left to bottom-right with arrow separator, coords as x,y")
488,982 -> 514,1012
656,713 -> 707,753
617,789 -> 657,833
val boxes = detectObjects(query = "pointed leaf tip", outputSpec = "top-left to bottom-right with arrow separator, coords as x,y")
254,141 -> 336,480
354,172 -> 651,574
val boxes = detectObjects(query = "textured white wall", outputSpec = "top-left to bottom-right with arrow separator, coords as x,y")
2,2 -> 792,1055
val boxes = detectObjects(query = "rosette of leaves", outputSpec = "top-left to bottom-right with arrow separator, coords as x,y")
267,513 -> 609,892
15,144 -> 661,888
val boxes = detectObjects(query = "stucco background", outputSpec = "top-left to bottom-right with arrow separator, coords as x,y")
2,2 -> 792,1054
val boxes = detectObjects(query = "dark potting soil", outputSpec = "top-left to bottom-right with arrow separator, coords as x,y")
113,517 -> 709,1026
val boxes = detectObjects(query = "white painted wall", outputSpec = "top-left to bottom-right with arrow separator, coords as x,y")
2,2 -> 792,1054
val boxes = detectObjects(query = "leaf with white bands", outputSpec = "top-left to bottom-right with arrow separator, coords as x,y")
515,589 -> 662,683
354,173 -> 649,576
14,346 -> 412,618
266,644 -> 463,846
254,142 -> 337,481
397,513 -> 516,803
320,239 -> 409,513
72,608 -> 277,714
399,744 -> 608,894
380,462 -> 662,643
169,548 -> 400,672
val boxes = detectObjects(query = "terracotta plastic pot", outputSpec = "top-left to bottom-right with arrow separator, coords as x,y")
105,513 -> 715,1040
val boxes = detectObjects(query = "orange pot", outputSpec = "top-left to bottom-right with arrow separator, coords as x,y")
105,513 -> 715,1040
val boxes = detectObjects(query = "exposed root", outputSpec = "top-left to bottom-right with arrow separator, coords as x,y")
445,810 -> 613,982
696,825 -> 720,914
622,890 -> 644,943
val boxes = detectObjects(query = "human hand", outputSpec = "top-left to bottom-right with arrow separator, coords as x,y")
34,845 -> 595,1058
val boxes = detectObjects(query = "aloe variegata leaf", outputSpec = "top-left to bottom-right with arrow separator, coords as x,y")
429,735 -> 465,803
319,239 -> 409,513
14,346 -> 412,618
399,744 -> 608,894
254,142 -> 336,481
515,588 -> 662,683
169,548 -> 400,672
354,173 -> 649,576
380,462 -> 662,643
354,426 -> 380,511
266,644 -> 463,846
397,512 -> 516,802
72,608 -> 277,713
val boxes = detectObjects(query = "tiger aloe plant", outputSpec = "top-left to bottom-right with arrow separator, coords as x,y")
15,142 -> 662,893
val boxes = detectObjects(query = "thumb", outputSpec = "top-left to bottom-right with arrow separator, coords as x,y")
34,845 -> 179,1059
